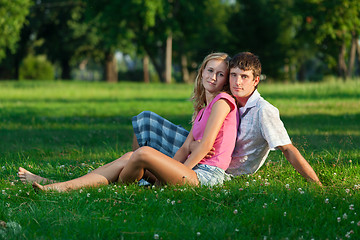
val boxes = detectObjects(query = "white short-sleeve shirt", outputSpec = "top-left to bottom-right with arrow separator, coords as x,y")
227,90 -> 291,176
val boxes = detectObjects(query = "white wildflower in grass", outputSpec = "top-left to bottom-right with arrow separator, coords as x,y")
154,233 -> 159,239
87,193 -> 90,197
337,217 -> 341,222
345,189 -> 350,194
354,184 -> 360,190
171,200 -> 175,205
6,222 -> 22,235
334,173 -> 336,175
167,199 -> 170,204
196,232 -> 201,236
351,221 -> 355,224
263,203 -> 267,209
349,204 -> 355,210
98,189 -> 102,193
79,189 -> 83,193
235,228 -> 239,232
283,212 -> 287,217
285,184 -> 290,189
325,198 -> 329,204
357,221 -> 360,226
343,213 -> 348,220
233,209 -> 238,214
245,182 -> 249,187
1,166 -> 5,170
345,231 -> 353,238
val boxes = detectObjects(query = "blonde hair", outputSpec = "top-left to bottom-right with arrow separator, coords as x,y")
191,52 -> 231,122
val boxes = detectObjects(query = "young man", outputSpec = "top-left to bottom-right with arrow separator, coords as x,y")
132,52 -> 322,185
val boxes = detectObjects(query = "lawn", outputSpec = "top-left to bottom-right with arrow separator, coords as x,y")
0,80 -> 359,239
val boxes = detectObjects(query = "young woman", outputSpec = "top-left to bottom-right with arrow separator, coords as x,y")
19,52 -> 239,191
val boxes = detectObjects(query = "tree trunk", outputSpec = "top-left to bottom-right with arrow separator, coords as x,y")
347,31 -> 357,78
61,59 -> 71,80
105,51 -> 118,82
143,55 -> 150,83
181,54 -> 190,83
145,47 -> 165,83
165,34 -> 172,83
297,63 -> 306,82
338,41 -> 347,81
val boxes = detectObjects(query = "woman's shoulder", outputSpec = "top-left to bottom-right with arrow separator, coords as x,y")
211,92 -> 237,110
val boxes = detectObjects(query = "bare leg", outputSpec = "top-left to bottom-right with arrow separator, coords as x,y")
33,152 -> 134,192
132,133 -> 140,151
120,146 -> 199,186
18,167 -> 55,184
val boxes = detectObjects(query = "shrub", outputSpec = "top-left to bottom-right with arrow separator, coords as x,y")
19,55 -> 55,80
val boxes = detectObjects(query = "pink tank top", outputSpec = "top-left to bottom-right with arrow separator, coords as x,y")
192,92 -> 239,170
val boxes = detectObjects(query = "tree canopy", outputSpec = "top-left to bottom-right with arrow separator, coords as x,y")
1,0 -> 359,82
0,0 -> 32,62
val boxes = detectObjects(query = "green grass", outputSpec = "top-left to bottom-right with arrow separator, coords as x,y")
0,80 -> 359,239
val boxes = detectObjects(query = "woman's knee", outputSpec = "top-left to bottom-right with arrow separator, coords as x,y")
131,146 -> 153,164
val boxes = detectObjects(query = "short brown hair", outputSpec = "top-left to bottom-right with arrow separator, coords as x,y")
230,52 -> 261,79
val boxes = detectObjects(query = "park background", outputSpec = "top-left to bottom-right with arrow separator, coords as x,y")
1,0 -> 360,83
0,0 -> 360,239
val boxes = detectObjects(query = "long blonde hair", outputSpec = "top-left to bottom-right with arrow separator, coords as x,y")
191,52 -> 231,122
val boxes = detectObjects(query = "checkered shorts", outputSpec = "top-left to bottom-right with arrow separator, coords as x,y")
132,111 -> 189,157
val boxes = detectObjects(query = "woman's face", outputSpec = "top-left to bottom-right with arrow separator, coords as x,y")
201,59 -> 228,95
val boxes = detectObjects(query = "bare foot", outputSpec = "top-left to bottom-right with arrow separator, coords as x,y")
32,182 -> 67,192
32,182 -> 45,192
18,167 -> 55,185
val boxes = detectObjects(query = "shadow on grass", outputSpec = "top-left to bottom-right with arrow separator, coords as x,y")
0,113 -> 192,154
0,97 -> 191,104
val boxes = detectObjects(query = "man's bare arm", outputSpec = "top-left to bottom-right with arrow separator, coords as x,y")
278,144 -> 322,185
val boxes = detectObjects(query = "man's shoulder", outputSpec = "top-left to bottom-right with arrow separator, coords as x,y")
255,96 -> 277,111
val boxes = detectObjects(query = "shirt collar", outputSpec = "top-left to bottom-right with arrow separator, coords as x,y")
239,90 -> 260,116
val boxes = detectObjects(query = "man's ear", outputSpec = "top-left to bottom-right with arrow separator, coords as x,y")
254,76 -> 260,86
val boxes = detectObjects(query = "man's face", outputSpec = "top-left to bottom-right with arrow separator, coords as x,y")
229,67 -> 259,106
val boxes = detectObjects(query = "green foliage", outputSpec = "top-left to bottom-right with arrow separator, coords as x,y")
19,55 -> 55,80
0,81 -> 359,239
0,0 -> 32,62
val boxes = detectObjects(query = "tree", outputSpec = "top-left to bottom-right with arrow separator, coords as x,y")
30,0 -> 96,80
228,0 -> 296,80
173,0 -> 231,82
295,0 -> 360,80
0,0 -> 32,63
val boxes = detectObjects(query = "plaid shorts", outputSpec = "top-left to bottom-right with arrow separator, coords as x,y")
132,111 -> 189,157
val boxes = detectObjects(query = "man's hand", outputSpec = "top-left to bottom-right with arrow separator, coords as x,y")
189,140 -> 215,159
